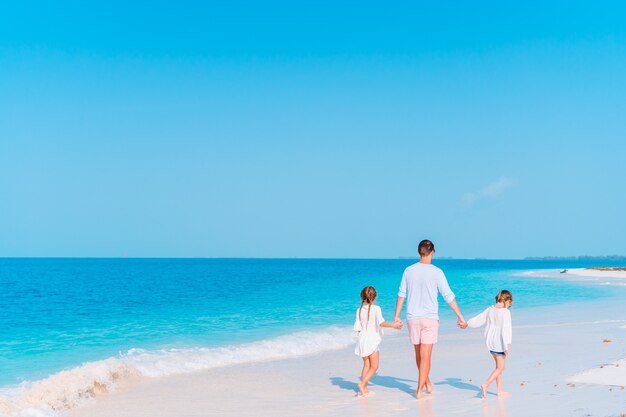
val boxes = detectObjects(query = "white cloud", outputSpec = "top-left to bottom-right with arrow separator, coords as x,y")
462,177 -> 514,206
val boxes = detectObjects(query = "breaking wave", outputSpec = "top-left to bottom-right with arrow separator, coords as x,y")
0,326 -> 353,417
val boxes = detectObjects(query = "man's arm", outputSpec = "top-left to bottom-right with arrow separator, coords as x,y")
394,296 -> 405,323
395,270 -> 408,323
447,299 -> 466,327
438,271 -> 465,327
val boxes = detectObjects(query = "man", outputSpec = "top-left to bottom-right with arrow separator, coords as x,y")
394,239 -> 466,399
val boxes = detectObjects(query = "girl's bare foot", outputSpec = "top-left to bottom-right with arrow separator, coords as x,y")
480,384 -> 488,399
357,383 -> 367,397
416,390 -> 423,400
426,381 -> 433,394
497,391 -> 510,397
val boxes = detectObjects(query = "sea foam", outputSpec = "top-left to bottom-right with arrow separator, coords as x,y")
0,326 -> 353,417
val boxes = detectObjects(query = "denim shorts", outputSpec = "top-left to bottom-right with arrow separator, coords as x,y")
490,350 -> 506,356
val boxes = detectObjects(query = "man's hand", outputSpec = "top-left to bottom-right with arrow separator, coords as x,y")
391,321 -> 403,330
457,319 -> 468,329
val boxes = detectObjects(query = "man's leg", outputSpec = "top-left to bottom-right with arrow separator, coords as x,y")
413,344 -> 432,394
416,343 -> 433,399
413,343 -> 421,370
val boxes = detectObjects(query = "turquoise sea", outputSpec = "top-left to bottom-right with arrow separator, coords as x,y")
1,258 -> 625,414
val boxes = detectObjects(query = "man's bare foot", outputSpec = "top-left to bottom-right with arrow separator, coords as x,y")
497,391 -> 510,397
426,381 -> 433,394
480,384 -> 488,399
357,383 -> 367,397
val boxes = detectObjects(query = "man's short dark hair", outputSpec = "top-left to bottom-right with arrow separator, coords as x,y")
418,240 -> 435,257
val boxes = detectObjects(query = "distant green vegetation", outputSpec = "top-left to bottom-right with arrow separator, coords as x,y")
587,266 -> 626,271
525,255 -> 626,261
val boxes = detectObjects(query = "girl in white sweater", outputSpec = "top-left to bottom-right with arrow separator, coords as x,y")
465,290 -> 513,399
353,286 -> 402,397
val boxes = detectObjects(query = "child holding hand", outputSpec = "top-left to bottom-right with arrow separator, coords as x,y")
353,286 -> 402,397
463,290 -> 513,399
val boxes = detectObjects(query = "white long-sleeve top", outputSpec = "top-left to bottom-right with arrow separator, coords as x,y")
353,305 -> 385,357
467,305 -> 512,353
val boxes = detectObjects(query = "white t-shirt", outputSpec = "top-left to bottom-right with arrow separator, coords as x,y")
398,262 -> 455,320
467,305 -> 512,353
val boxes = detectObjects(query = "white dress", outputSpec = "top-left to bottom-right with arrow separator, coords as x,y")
353,304 -> 385,357
467,305 -> 512,353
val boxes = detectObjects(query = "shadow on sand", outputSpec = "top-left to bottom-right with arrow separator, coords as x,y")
435,377 -> 482,397
329,376 -> 359,392
330,375 -> 416,395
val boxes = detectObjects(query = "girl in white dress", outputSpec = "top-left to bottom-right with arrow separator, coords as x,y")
464,290 -> 513,399
353,286 -> 402,397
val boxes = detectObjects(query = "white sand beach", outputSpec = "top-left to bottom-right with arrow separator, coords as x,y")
567,268 -> 626,280
572,358 -> 626,387
68,295 -> 626,417
519,267 -> 626,287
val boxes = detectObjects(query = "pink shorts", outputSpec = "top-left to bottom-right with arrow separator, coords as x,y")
407,318 -> 439,344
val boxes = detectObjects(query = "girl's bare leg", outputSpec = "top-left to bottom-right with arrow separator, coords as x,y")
495,357 -> 509,396
358,352 -> 380,396
359,357 -> 370,396
361,357 -> 370,382
481,354 -> 505,399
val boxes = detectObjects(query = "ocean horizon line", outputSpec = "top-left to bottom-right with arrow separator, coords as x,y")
0,256 -> 580,261
1,255 -> 625,261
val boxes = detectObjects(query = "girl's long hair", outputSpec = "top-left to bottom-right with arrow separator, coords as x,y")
359,286 -> 377,329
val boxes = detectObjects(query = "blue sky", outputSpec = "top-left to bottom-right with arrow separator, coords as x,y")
1,1 -> 625,258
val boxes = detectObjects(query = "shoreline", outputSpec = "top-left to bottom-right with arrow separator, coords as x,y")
68,289 -> 626,417
67,299 -> 626,417
3,269 -> 626,417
